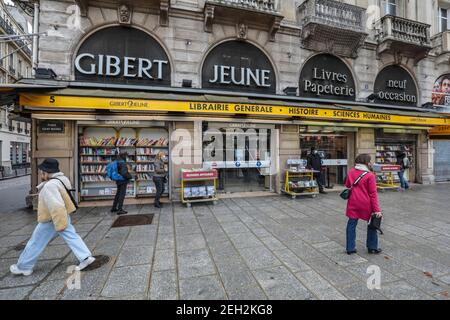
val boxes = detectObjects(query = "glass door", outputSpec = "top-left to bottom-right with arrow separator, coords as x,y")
300,134 -> 348,186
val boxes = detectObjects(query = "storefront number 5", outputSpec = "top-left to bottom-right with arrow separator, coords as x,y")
49,96 -> 56,103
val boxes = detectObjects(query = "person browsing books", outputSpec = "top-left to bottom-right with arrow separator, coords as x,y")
108,152 -> 132,215
153,151 -> 167,208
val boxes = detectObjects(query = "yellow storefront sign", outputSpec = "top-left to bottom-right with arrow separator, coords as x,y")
429,125 -> 450,136
20,94 -> 450,126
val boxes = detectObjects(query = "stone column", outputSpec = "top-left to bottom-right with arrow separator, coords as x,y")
170,121 -> 202,201
416,131 -> 435,184
277,124 -> 300,193
355,128 -> 376,161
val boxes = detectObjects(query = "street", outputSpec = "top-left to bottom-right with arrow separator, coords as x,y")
0,184 -> 449,300
0,176 -> 31,214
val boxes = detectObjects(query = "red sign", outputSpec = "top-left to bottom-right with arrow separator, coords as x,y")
380,165 -> 401,172
182,170 -> 218,180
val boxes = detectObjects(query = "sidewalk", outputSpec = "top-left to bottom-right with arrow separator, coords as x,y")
0,184 -> 449,300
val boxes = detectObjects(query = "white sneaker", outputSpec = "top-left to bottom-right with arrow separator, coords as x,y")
10,264 -> 33,276
76,256 -> 95,271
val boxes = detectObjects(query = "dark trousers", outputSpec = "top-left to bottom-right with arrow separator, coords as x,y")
113,182 -> 127,211
313,172 -> 324,191
153,176 -> 165,205
346,218 -> 378,252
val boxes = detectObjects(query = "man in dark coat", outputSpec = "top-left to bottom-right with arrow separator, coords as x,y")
111,152 -> 132,215
307,147 -> 326,194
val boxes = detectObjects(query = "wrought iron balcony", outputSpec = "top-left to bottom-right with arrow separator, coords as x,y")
298,0 -> 367,58
375,15 -> 431,63
204,0 -> 283,41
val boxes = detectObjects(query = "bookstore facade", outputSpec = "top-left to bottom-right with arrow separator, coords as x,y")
12,25 -> 449,203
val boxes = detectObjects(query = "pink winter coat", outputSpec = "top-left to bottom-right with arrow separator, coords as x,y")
345,168 -> 381,221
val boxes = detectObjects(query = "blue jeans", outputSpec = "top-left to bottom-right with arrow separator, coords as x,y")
398,170 -> 409,189
17,217 -> 92,271
346,218 -> 378,252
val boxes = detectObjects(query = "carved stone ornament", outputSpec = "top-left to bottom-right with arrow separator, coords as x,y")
237,23 -> 248,40
118,4 -> 132,25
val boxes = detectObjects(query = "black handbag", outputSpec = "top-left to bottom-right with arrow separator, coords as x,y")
368,214 -> 384,234
340,171 -> 369,200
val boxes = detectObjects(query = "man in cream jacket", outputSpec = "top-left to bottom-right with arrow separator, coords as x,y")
10,158 -> 95,276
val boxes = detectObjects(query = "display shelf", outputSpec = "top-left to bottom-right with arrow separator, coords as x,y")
373,164 -> 401,191
79,126 -> 169,201
282,169 -> 319,199
181,169 -> 218,207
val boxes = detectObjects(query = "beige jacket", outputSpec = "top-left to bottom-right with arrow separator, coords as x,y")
37,172 -> 76,231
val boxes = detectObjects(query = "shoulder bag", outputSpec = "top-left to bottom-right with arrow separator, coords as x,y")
50,178 -> 78,209
340,171 -> 369,200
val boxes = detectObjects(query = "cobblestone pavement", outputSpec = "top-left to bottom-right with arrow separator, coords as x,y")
0,184 -> 449,300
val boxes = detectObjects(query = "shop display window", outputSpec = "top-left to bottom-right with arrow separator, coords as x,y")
78,126 -> 169,201
300,133 -> 349,186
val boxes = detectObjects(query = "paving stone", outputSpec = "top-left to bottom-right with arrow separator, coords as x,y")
274,249 -> 312,273
115,246 -> 154,267
28,279 -> 67,300
339,282 -> 388,300
218,264 -> 259,292
177,249 -> 216,279
226,285 -> 268,300
306,257 -> 360,287
153,249 -> 176,271
379,281 -> 435,300
228,232 -> 263,249
0,259 -> 60,288
155,233 -> 175,250
0,235 -> 29,248
345,262 -> 400,284
101,265 -> 151,297
294,270 -> 347,300
0,286 -> 34,300
176,233 -> 207,252
175,225 -> 202,236
252,266 -> 314,300
396,269 -> 450,294
148,270 -> 178,300
259,236 -> 287,251
179,275 -> 226,300
237,246 -> 282,270
221,221 -> 250,235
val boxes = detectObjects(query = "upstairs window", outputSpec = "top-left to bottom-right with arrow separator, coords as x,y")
439,8 -> 450,32
383,0 -> 397,16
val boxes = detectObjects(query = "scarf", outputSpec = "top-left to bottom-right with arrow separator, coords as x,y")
355,164 -> 370,172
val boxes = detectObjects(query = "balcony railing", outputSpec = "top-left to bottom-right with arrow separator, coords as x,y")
432,31 -> 450,64
376,15 -> 430,46
207,0 -> 277,12
298,0 -> 366,33
9,66 -> 16,75
297,0 -> 366,57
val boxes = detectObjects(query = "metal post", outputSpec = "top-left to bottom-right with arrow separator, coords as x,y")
32,2 -> 39,76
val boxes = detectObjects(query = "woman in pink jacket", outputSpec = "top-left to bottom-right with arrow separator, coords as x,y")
345,154 -> 383,255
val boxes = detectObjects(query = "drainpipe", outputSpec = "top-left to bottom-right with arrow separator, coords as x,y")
31,2 -> 39,76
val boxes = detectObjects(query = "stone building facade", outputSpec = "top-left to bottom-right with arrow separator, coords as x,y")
0,0 -> 32,178
6,0 -> 450,203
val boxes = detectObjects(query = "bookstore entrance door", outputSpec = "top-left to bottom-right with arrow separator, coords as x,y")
202,122 -> 275,193
300,129 -> 355,187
